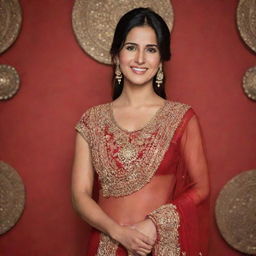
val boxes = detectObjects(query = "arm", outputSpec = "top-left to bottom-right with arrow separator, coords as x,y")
71,133 -> 117,235
179,115 -> 210,204
71,133 -> 154,255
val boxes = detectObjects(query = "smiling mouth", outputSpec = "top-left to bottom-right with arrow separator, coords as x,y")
131,66 -> 148,74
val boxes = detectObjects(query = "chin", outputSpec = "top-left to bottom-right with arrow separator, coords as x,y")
124,78 -> 154,87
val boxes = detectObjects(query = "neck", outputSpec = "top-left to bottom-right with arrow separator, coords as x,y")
118,80 -> 160,107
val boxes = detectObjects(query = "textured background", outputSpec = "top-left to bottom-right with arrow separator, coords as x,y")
0,0 -> 255,255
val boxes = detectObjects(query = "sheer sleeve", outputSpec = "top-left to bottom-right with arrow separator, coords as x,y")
75,109 -> 91,145
178,114 -> 210,205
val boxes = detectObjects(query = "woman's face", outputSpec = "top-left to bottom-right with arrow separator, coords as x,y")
117,25 -> 161,87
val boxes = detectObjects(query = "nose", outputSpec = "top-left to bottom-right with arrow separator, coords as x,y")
135,49 -> 145,65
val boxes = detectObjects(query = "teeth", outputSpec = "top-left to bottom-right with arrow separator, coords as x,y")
132,67 -> 147,72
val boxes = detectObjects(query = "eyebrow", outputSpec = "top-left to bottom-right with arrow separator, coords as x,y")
124,42 -> 158,47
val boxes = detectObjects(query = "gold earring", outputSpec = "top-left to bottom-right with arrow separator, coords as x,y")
156,65 -> 164,88
115,64 -> 122,85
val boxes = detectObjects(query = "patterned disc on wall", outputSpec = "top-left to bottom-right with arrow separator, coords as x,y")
243,66 -> 256,101
0,161 -> 25,235
0,64 -> 20,100
0,0 -> 22,54
215,170 -> 256,255
72,0 -> 174,64
237,0 -> 256,53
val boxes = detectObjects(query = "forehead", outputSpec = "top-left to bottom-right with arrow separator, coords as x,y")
125,26 -> 157,45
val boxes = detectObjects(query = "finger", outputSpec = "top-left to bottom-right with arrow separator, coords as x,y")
130,239 -> 151,253
137,247 -> 151,255
136,236 -> 152,247
144,236 -> 155,246
136,240 -> 152,252
129,250 -> 144,256
139,233 -> 155,246
134,251 -> 147,256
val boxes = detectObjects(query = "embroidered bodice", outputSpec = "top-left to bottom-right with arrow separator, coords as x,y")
75,101 -> 191,198
75,101 -> 210,256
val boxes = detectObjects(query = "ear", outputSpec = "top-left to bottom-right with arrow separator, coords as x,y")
159,62 -> 163,69
114,57 -> 119,65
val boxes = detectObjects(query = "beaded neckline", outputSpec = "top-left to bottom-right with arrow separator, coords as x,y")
108,100 -> 168,133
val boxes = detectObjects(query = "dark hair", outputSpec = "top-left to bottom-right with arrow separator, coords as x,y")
110,7 -> 171,100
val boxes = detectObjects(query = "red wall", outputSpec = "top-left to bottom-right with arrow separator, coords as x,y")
0,0 -> 255,255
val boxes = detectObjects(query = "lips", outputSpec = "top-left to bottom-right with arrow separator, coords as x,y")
131,66 -> 148,74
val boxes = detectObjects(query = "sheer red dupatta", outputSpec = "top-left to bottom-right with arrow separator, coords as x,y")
174,109 -> 210,255
148,109 -> 210,256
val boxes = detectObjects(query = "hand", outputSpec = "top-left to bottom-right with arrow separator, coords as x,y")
132,219 -> 157,245
112,224 -> 155,256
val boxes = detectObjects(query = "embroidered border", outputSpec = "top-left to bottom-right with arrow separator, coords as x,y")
96,233 -> 118,256
147,204 -> 181,256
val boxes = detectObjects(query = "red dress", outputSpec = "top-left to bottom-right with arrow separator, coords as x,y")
75,100 -> 209,256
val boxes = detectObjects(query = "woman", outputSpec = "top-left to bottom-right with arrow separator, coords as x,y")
72,7 -> 210,256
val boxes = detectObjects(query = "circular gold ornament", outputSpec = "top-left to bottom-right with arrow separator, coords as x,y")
215,169 -> 256,254
237,0 -> 256,53
0,0 -> 22,54
243,66 -> 256,101
72,0 -> 174,64
0,161 -> 25,235
0,64 -> 20,100
118,144 -> 138,163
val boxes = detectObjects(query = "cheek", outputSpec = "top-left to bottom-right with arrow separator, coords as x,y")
149,59 -> 161,70
118,51 -> 131,66
146,54 -> 161,68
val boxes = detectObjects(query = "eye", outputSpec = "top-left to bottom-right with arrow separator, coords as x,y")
125,45 -> 136,51
146,47 -> 158,53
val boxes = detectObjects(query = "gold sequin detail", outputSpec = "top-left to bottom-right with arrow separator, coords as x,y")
118,143 -> 138,163
148,204 -> 181,256
75,101 -> 190,197
96,233 -> 118,256
75,110 -> 92,145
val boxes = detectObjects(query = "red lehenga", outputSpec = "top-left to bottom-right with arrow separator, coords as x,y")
75,100 -> 210,256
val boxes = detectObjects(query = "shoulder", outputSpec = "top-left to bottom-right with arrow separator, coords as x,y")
75,103 -> 110,141
166,100 -> 195,117
78,102 -> 110,120
166,100 -> 191,109
164,101 -> 198,141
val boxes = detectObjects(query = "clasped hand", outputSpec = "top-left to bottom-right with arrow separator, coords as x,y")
116,219 -> 157,256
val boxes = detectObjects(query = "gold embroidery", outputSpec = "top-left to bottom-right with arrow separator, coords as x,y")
148,204 -> 180,256
96,233 -> 138,256
96,233 -> 118,256
118,143 -> 138,163
76,101 -> 190,197
75,110 -> 92,146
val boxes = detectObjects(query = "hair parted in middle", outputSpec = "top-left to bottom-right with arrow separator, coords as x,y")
110,7 -> 171,100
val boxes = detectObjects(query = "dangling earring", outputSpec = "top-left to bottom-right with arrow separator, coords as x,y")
115,64 -> 122,85
156,64 -> 164,88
